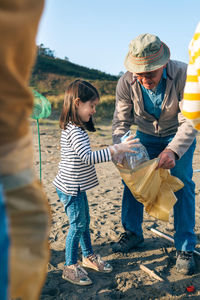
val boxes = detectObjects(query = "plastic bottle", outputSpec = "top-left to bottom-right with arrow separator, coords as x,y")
120,130 -> 149,169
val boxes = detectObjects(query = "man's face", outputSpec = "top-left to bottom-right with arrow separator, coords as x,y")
133,66 -> 165,90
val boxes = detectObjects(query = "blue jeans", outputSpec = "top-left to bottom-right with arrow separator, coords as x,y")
56,188 -> 93,265
122,131 -> 196,252
0,182 -> 9,300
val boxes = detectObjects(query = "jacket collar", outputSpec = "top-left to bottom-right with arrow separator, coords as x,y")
166,60 -> 173,80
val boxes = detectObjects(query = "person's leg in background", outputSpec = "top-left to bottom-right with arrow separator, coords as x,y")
0,183 -> 9,300
0,1 -> 50,299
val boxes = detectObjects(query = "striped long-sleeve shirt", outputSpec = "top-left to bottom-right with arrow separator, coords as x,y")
53,123 -> 112,195
182,22 -> 200,130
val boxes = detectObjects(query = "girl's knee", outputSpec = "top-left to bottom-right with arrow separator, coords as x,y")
72,221 -> 87,234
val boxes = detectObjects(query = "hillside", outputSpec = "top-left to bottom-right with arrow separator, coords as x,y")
30,47 -> 120,122
30,50 -> 118,97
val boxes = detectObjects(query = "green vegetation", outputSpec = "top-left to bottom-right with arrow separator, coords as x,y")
30,45 -> 119,123
95,95 -> 116,124
32,55 -> 118,81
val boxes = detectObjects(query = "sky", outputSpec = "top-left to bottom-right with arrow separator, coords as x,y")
37,0 -> 200,76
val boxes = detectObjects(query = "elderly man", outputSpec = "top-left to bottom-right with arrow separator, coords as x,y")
112,33 -> 197,275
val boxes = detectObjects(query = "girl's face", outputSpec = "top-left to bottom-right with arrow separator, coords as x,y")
75,98 -> 99,123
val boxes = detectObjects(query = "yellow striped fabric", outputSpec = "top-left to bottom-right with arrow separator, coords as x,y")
182,22 -> 200,130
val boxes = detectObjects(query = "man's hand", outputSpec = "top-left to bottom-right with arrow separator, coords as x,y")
157,149 -> 176,169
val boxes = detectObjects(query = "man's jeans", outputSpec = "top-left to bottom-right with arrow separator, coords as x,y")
122,131 -> 196,252
56,189 -> 93,265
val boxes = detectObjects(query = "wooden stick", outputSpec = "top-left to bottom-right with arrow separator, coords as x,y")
150,228 -> 174,243
140,264 -> 164,281
150,228 -> 200,257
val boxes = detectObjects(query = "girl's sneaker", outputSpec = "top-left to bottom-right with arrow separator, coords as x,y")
82,253 -> 113,273
62,263 -> 92,285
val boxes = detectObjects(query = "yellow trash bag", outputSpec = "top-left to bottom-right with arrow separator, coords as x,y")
116,158 -> 184,221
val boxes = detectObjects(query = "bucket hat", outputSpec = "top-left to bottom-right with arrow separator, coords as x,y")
124,33 -> 170,73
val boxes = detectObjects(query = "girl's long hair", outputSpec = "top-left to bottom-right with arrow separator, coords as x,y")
59,79 -> 99,132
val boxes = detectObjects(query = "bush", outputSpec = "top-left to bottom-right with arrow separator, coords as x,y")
46,94 -> 116,124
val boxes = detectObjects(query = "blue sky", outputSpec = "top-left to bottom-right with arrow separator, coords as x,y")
37,0 -> 200,76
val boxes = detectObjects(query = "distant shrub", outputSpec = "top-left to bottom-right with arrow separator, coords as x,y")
94,95 -> 116,123
46,94 -> 116,124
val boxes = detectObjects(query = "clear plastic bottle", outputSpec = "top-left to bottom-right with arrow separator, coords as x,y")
120,130 -> 149,169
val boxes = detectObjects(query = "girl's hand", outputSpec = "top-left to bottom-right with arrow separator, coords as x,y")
109,135 -> 140,155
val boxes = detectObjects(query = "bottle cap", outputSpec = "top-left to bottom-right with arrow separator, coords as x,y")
186,285 -> 195,292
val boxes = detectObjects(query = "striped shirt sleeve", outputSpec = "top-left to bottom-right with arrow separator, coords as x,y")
182,22 -> 200,130
69,127 -> 111,165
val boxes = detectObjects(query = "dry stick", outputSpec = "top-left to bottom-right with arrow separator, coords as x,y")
140,264 -> 164,281
150,228 -> 200,257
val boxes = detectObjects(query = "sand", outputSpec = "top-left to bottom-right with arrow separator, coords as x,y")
31,122 -> 200,300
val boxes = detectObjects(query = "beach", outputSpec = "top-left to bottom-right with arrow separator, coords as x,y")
32,122 -> 200,300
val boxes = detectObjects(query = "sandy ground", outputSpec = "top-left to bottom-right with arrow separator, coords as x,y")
31,121 -> 200,300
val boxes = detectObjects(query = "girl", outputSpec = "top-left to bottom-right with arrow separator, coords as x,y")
53,79 -> 139,286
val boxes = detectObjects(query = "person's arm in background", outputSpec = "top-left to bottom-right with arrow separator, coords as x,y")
182,22 -> 200,130
0,1 -> 50,300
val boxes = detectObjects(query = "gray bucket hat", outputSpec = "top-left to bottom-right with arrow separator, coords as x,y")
124,33 -> 170,73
